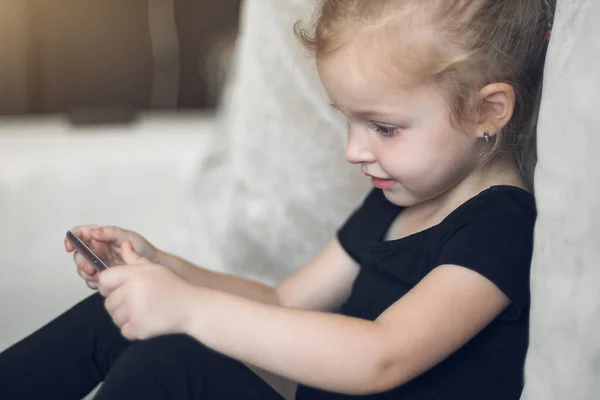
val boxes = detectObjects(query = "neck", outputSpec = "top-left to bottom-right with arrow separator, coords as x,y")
409,154 -> 527,225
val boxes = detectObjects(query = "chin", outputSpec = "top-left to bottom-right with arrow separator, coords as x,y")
382,181 -> 450,208
380,185 -> 422,207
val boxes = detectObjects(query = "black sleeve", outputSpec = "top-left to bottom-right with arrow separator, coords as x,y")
337,189 -> 403,264
435,204 -> 536,320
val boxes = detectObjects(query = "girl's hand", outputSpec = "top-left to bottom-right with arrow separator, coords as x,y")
97,241 -> 197,341
65,225 -> 159,290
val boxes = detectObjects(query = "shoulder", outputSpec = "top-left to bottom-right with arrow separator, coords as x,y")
448,185 -> 536,234
435,186 -> 537,319
438,185 -> 537,256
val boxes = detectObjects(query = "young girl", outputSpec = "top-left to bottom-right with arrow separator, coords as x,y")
0,0 -> 554,398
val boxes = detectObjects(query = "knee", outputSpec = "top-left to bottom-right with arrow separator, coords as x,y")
119,334 -> 211,371
132,334 -> 197,352
97,335 -> 211,399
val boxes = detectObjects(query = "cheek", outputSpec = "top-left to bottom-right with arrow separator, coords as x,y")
384,130 -> 474,179
419,134 -> 480,190
391,133 -> 443,167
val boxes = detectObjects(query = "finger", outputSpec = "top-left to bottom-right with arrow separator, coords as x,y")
90,226 -> 127,245
106,303 -> 130,329
76,267 -> 99,290
104,287 -> 126,313
77,266 -> 99,282
77,267 -> 91,281
86,280 -> 99,290
65,237 -> 74,252
66,225 -> 100,252
70,225 -> 100,243
120,322 -> 138,341
74,252 -> 98,277
114,309 -> 130,330
121,241 -> 149,265
98,266 -> 130,296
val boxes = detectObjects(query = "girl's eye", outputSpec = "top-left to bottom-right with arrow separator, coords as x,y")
367,122 -> 401,137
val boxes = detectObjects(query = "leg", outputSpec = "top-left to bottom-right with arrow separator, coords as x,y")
0,293 -> 131,400
95,334 -> 285,400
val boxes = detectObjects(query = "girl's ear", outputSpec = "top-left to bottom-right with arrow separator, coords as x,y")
476,83 -> 516,140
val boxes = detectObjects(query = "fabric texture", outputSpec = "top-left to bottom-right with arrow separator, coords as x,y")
523,1 -> 600,399
178,0 -> 371,285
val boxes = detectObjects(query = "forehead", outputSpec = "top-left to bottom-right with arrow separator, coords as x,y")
315,2 -> 451,85
316,42 -> 443,116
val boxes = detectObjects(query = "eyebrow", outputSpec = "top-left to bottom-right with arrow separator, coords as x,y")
329,103 -> 396,119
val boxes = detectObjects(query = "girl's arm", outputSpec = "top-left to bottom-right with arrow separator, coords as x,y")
155,250 -> 280,305
157,237 -> 360,311
181,264 -> 510,395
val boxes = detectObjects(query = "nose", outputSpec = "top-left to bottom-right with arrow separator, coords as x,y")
345,129 -> 376,165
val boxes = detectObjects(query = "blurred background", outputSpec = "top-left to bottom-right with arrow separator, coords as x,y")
0,0 -> 241,118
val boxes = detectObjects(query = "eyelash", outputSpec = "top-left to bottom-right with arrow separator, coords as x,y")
329,105 -> 402,137
367,122 -> 401,137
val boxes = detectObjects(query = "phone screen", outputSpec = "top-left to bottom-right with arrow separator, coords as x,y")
66,230 -> 110,271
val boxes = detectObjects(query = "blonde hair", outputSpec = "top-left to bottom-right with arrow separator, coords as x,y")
295,0 -> 555,188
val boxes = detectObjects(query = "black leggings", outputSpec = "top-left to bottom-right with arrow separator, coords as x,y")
0,293 -> 286,400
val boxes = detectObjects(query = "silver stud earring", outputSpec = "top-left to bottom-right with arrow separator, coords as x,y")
484,131 -> 490,143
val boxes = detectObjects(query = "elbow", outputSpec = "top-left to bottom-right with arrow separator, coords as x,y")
273,287 -> 286,308
364,357 -> 413,394
344,349 -> 414,395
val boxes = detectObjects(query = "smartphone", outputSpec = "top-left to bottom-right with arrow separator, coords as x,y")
66,230 -> 110,272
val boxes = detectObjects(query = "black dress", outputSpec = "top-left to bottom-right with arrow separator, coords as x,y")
296,186 -> 537,399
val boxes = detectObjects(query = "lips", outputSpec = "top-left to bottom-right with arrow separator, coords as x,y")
362,169 -> 396,189
370,177 -> 396,189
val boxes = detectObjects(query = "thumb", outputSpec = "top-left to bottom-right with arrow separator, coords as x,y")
97,266 -> 129,297
121,240 -> 150,265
